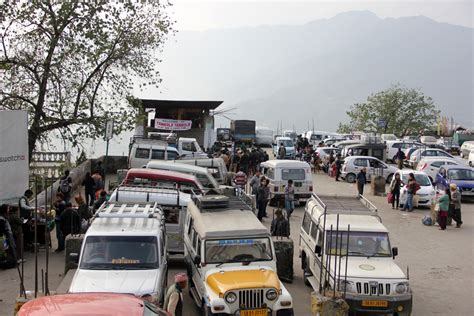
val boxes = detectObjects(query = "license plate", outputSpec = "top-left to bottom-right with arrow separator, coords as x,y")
361,300 -> 388,308
240,309 -> 268,316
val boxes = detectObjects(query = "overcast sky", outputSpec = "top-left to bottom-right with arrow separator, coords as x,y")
170,0 -> 473,30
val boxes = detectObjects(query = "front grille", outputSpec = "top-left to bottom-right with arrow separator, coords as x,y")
239,289 -> 264,309
461,187 -> 473,192
356,282 -> 390,296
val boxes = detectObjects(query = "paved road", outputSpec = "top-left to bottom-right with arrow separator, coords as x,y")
1,171 -> 473,315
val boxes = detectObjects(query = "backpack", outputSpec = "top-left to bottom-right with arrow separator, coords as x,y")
422,215 -> 432,226
59,177 -> 72,194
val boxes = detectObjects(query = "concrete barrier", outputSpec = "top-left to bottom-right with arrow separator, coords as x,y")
370,176 -> 386,196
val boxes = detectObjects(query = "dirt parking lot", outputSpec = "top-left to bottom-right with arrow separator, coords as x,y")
1,172 -> 472,316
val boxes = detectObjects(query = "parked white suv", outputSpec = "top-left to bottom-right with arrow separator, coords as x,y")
299,194 -> 412,315
341,156 -> 398,183
69,203 -> 168,305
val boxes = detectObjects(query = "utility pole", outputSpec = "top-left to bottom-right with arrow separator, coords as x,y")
104,119 -> 114,189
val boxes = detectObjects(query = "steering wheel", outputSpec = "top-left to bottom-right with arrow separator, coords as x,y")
233,254 -> 255,261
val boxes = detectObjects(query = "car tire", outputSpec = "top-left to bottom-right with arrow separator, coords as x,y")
346,173 -> 356,183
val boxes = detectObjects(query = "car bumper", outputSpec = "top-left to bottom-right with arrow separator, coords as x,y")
344,293 -> 412,314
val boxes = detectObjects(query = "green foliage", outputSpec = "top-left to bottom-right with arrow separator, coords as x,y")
0,0 -> 174,156
337,85 -> 440,137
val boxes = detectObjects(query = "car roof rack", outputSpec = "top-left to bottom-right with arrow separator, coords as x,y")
191,191 -> 255,213
95,202 -> 164,220
311,193 -> 381,222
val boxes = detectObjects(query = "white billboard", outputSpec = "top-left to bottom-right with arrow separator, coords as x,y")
0,110 -> 29,204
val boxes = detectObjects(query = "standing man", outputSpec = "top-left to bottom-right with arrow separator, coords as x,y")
58,170 -> 73,203
356,168 -> 367,196
0,204 -> 18,269
335,154 -> 343,181
164,273 -> 188,316
277,143 -> 286,160
271,209 -> 290,237
18,189 -> 34,249
284,180 -> 295,219
395,148 -> 406,170
82,172 -> 96,207
249,170 -> 261,195
449,184 -> 462,228
233,168 -> 248,195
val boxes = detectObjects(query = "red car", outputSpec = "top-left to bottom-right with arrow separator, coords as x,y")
122,168 -> 204,193
18,293 -> 169,316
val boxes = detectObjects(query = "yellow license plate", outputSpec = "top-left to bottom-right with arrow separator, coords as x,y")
361,300 -> 388,307
240,309 -> 268,316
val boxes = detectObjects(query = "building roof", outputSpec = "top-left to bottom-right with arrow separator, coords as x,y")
189,206 -> 269,239
140,99 -> 223,111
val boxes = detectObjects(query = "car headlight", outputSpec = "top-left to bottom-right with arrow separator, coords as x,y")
266,289 -> 278,301
395,282 -> 409,294
225,291 -> 237,304
338,280 -> 354,293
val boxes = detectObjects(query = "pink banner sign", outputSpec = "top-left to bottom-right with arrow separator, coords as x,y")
154,118 -> 192,131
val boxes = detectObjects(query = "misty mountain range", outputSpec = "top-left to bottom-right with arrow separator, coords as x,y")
151,10 -> 473,132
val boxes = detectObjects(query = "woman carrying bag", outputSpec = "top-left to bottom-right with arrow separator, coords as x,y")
389,173 -> 404,209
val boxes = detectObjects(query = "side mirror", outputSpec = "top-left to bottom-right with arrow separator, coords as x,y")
70,252 -> 79,264
193,254 -> 201,265
392,247 -> 398,259
315,245 -> 322,256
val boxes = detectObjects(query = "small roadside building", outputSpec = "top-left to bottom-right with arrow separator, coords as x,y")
139,99 -> 223,151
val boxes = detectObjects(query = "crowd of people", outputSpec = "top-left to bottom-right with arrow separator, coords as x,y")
0,162 -> 110,270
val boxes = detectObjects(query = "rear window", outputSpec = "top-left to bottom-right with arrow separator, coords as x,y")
135,148 -> 150,159
281,168 -> 305,180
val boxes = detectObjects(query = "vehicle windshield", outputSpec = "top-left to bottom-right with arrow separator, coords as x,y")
280,140 -> 294,147
326,231 -> 391,257
205,238 -> 273,264
81,236 -> 159,270
402,174 -> 432,186
195,173 -> 219,189
281,168 -> 306,180
448,169 -> 474,181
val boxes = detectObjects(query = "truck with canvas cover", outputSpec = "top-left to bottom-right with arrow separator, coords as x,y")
299,194 -> 412,316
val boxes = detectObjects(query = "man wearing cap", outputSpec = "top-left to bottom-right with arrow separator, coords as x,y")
449,183 -> 463,228
164,273 -> 188,316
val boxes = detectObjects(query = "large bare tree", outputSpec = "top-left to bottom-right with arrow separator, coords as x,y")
0,0 -> 174,158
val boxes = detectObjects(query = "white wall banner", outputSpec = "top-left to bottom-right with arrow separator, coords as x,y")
154,118 -> 192,131
0,110 -> 29,204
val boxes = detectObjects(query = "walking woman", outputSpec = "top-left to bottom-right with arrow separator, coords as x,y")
389,173 -> 404,209
449,184 -> 463,228
437,188 -> 450,230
